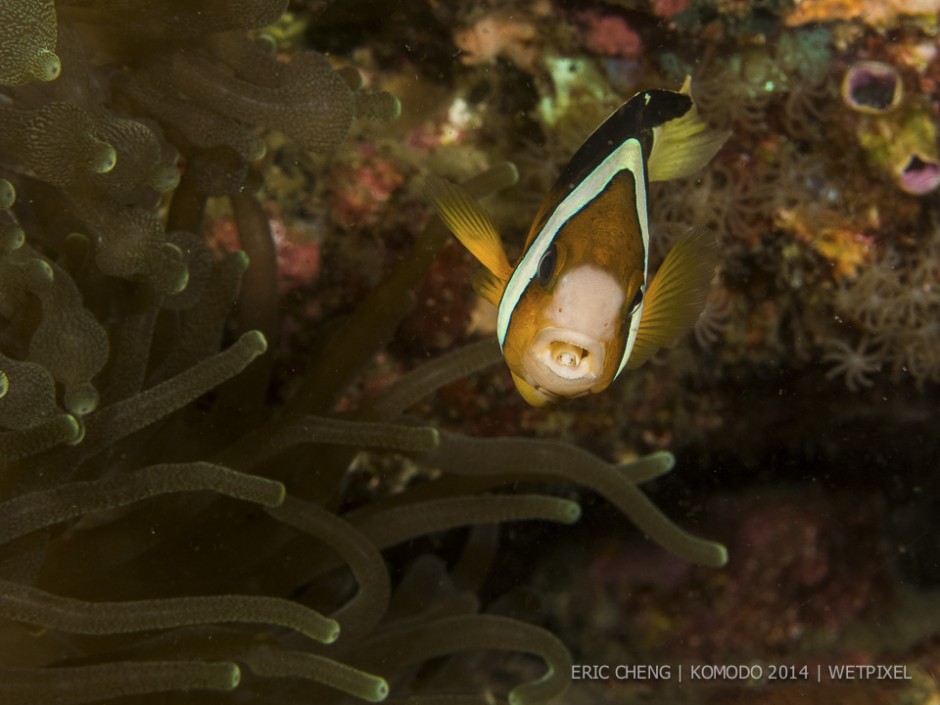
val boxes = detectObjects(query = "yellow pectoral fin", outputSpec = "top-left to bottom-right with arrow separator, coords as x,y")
511,372 -> 553,407
627,228 -> 718,369
471,268 -> 506,307
647,77 -> 730,183
425,175 -> 513,282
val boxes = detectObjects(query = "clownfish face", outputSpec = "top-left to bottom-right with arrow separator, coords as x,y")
501,238 -> 644,405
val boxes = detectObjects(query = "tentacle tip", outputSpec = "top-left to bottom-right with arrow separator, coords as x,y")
242,330 -> 268,356
28,258 -> 55,284
267,482 -> 287,507
151,245 -> 190,295
652,450 -> 676,472
562,501 -> 582,524
92,142 -> 118,174
248,139 -> 268,162
386,95 -> 402,122
0,178 -> 16,209
32,49 -> 62,82
225,663 -> 242,689
161,242 -> 184,261
2,226 -> 25,252
710,543 -> 729,568
64,383 -> 99,416
62,414 -> 85,445
367,678 -> 390,702
255,33 -> 278,56
233,250 -> 250,272
322,619 -> 341,644
152,164 -> 182,192
64,231 -> 90,247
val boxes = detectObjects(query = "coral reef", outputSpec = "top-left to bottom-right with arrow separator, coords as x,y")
575,10 -> 644,59
549,490 -> 892,661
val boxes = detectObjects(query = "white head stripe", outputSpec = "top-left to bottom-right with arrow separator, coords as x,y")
497,138 -> 650,366
617,299 -> 645,377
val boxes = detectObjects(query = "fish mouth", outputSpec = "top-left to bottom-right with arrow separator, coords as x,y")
524,327 -> 607,396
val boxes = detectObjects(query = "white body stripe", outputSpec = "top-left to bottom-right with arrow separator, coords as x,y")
497,138 -> 650,376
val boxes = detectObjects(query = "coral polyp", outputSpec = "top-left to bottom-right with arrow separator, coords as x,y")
896,152 -> 940,195
822,337 -> 883,392
841,60 -> 903,114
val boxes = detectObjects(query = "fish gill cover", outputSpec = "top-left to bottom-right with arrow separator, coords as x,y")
0,1 -> 939,704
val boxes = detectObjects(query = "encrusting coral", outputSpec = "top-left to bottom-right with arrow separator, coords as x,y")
0,2 -> 725,704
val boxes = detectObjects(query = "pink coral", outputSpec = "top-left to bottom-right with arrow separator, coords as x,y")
397,241 -> 478,354
266,204 -> 322,294
578,11 -> 643,59
454,15 -> 539,71
651,0 -> 691,19
205,204 -> 321,295
328,145 -> 405,230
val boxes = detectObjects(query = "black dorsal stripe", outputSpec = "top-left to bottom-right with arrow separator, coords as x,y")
561,90 -> 692,190
526,89 -> 692,242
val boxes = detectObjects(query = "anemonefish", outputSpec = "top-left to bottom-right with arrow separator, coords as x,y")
426,79 -> 729,406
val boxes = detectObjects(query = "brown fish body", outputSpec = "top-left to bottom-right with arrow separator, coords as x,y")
427,80 -> 729,405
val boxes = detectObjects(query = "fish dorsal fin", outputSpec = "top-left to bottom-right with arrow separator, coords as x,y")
523,88 -> 693,247
647,77 -> 730,183
471,268 -> 506,307
425,175 -> 513,282
626,228 -> 718,369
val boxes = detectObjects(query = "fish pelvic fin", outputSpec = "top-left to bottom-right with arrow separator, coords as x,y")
626,228 -> 718,369
647,77 -> 730,183
511,372 -> 553,406
425,175 -> 513,283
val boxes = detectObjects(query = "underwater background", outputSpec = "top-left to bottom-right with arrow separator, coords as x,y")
0,0 -> 939,703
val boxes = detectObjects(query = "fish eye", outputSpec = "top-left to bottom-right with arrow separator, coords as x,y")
629,287 -> 644,312
536,244 -> 557,287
